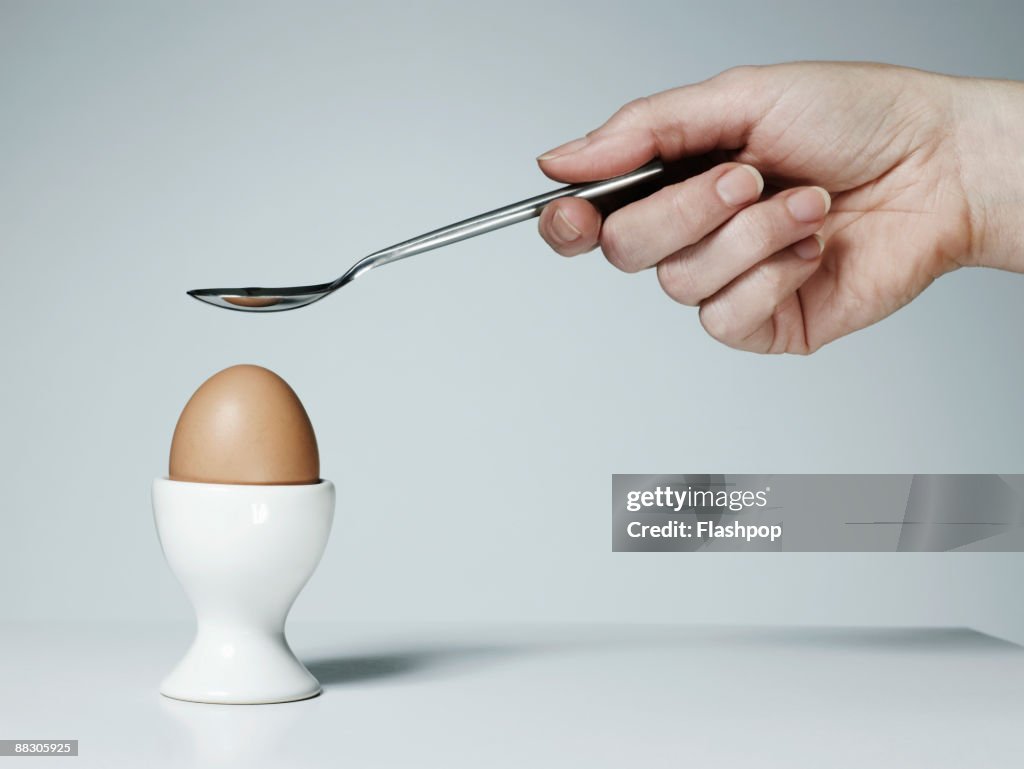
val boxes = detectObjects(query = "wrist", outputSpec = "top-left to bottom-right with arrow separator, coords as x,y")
953,77 -> 1024,271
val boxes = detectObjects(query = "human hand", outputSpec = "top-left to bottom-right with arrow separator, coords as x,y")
537,62 -> 1024,353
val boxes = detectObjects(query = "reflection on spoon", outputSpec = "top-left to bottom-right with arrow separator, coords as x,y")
222,296 -> 284,309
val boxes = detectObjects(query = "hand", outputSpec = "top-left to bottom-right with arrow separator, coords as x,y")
536,62 -> 1024,353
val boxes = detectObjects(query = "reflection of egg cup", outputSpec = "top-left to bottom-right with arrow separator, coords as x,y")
153,478 -> 334,704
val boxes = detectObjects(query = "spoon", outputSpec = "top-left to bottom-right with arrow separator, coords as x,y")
188,159 -> 665,312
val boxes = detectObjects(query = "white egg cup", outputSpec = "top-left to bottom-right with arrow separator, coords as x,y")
152,478 -> 334,704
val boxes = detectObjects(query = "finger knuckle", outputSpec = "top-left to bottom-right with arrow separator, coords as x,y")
740,214 -> 779,257
656,257 -> 700,306
664,186 -> 703,246
749,259 -> 784,297
714,64 -> 760,86
698,298 -> 740,344
611,96 -> 654,128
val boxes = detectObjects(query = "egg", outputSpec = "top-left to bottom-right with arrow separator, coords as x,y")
169,364 -> 319,485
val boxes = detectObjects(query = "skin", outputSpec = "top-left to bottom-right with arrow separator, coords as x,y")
536,62 -> 1024,354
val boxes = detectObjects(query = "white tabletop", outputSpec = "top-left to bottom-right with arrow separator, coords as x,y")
1,621 -> 1020,768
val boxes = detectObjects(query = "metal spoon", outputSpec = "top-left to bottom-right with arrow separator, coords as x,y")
188,159 -> 665,312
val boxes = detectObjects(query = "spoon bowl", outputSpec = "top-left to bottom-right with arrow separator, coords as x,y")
188,283 -> 336,313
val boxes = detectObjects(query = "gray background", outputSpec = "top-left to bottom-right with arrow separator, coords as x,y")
2,0 -> 1023,641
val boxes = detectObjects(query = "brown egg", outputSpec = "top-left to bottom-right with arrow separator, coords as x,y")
169,365 -> 319,485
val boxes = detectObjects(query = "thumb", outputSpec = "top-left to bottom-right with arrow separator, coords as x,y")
537,68 -> 772,183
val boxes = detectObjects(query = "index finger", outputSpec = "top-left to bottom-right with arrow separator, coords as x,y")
536,67 -> 777,183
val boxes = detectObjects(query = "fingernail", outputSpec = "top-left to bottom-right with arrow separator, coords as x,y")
537,136 -> 589,161
715,164 -> 764,206
786,187 -> 831,223
550,208 -> 582,244
794,233 -> 825,260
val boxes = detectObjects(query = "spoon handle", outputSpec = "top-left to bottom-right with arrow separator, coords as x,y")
357,159 -> 665,273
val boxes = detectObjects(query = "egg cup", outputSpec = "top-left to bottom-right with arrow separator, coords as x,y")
153,478 -> 335,704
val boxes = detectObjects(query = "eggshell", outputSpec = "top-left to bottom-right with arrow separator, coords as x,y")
169,365 -> 319,485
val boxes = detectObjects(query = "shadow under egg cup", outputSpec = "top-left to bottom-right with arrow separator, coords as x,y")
152,478 -> 335,704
